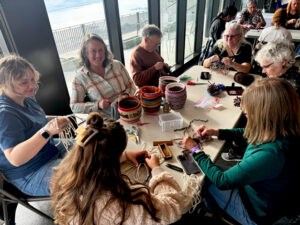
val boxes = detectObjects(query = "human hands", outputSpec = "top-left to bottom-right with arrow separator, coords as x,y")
221,57 -> 233,67
210,55 -> 220,63
182,136 -> 198,151
256,22 -> 263,29
248,24 -> 255,29
126,150 -> 149,167
145,154 -> 160,169
44,117 -> 70,136
98,99 -> 111,109
197,125 -> 219,138
154,62 -> 165,70
288,19 -> 297,25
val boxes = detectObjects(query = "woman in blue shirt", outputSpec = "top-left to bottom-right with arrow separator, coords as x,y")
0,55 -> 70,196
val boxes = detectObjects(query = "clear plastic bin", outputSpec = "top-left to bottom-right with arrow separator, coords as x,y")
159,112 -> 183,132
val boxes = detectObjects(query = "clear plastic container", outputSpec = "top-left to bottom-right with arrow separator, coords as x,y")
159,112 -> 183,132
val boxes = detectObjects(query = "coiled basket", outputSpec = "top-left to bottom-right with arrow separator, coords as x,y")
118,96 -> 142,123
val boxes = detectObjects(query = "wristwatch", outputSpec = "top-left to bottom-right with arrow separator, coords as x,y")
40,127 -> 51,140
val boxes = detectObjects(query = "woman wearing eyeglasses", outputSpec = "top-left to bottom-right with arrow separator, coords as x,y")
203,23 -> 252,73
238,0 -> 266,30
255,40 -> 300,97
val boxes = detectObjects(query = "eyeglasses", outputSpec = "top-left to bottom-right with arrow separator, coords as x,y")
224,34 -> 240,39
148,37 -> 161,46
261,62 -> 274,69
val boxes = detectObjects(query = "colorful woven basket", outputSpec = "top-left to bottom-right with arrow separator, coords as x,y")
118,96 -> 142,123
159,76 -> 179,93
165,83 -> 187,110
137,86 -> 162,112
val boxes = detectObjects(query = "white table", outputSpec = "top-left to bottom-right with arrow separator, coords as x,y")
245,29 -> 300,42
77,66 -> 260,211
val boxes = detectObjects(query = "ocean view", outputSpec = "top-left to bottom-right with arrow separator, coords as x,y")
44,0 -> 148,29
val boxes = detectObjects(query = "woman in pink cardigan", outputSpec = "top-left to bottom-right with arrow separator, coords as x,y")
50,112 -> 183,225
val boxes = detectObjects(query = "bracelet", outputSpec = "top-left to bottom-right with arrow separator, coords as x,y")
190,145 -> 201,153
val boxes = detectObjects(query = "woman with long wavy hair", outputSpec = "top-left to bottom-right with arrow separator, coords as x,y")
183,78 -> 300,224
51,112 -> 183,225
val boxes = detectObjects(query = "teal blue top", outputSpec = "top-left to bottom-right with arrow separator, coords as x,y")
194,128 -> 299,223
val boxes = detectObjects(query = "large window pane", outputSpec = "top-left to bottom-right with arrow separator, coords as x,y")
44,0 -> 109,94
0,29 -> 9,58
118,0 -> 148,72
184,0 -> 197,59
160,0 -> 177,66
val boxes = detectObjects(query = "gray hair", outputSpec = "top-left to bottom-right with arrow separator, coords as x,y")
79,33 -> 113,69
247,0 -> 257,7
142,24 -> 162,38
219,23 -> 248,48
0,55 -> 39,95
255,41 -> 295,68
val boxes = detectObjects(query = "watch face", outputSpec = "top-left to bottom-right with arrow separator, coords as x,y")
41,130 -> 50,139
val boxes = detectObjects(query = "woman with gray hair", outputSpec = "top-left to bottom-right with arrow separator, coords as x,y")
70,33 -> 136,119
255,41 -> 300,96
203,23 -> 252,73
239,0 -> 266,30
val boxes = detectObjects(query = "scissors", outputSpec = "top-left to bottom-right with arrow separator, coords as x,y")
126,126 -> 140,144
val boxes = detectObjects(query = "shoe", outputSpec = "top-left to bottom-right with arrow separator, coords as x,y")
221,149 -> 243,162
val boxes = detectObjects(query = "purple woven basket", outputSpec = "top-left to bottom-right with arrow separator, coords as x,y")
165,83 -> 187,110
159,76 -> 179,93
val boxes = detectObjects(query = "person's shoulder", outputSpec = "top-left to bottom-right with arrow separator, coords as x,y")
256,9 -> 263,15
241,9 -> 249,15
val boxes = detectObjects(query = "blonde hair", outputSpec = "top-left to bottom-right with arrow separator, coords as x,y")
287,0 -> 300,15
241,78 -> 300,145
51,112 -> 158,225
0,55 -> 39,95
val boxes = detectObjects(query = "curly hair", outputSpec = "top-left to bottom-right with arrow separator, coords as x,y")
79,33 -> 113,69
241,78 -> 300,145
255,41 -> 295,68
51,112 -> 159,225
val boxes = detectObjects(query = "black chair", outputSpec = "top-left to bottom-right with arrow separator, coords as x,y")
0,173 -> 54,225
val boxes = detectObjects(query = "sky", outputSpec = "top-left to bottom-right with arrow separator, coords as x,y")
44,0 -> 148,30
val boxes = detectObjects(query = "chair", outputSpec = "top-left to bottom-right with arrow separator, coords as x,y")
0,173 -> 54,225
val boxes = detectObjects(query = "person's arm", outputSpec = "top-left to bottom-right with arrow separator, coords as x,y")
130,52 -> 160,87
223,59 -> 251,73
203,45 -> 220,68
3,117 -> 68,166
118,61 -> 137,96
70,76 -> 100,113
256,10 -> 266,28
238,10 -> 247,25
145,155 -> 183,224
210,20 -> 219,44
193,145 -> 285,190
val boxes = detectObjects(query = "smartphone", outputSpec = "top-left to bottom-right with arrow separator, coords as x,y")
177,153 -> 201,175
200,72 -> 210,80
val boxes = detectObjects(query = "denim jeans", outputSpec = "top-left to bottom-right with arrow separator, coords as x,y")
10,138 -> 72,196
202,179 -> 257,225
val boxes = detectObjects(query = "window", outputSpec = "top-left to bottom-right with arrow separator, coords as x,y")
0,29 -> 9,58
118,0 -> 148,71
44,0 -> 109,94
160,0 -> 177,66
184,0 -> 197,59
